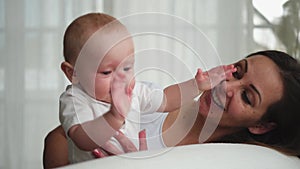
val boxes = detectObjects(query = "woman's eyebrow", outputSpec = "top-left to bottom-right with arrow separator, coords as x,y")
243,59 -> 248,73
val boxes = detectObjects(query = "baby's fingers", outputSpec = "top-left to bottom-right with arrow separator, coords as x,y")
195,68 -> 202,78
195,68 -> 208,81
111,70 -> 132,118
223,65 -> 237,78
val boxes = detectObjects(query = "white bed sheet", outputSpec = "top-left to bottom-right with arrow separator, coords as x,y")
59,143 -> 300,169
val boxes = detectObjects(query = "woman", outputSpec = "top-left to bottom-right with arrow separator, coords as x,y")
160,50 -> 300,154
43,50 -> 300,168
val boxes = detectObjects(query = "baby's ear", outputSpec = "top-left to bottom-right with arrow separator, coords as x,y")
248,122 -> 277,135
61,61 -> 78,83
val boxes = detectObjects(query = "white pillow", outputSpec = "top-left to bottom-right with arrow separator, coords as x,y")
61,143 -> 300,169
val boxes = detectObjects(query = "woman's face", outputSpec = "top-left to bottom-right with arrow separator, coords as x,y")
198,55 -> 284,128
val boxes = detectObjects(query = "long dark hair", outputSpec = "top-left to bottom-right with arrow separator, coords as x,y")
218,50 -> 300,157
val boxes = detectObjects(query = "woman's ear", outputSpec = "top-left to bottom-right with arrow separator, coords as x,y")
61,61 -> 78,83
248,122 -> 277,135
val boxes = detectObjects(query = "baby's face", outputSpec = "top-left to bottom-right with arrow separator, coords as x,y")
78,38 -> 135,103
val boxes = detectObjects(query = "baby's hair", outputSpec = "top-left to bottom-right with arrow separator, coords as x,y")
63,13 -> 124,65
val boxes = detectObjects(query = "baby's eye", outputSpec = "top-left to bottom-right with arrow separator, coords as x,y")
123,67 -> 131,71
100,71 -> 112,75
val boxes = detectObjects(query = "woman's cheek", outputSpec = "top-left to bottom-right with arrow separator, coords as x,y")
225,103 -> 255,125
225,104 -> 240,118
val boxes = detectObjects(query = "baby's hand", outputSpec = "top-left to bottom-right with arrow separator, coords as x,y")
195,65 -> 236,91
110,68 -> 133,118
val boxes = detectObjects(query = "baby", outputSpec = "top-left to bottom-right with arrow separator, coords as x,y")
59,12 -> 235,163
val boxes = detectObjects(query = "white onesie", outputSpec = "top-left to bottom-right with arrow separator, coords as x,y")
59,81 -> 164,163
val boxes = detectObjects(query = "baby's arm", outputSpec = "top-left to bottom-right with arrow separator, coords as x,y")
68,114 -> 123,151
158,65 -> 236,112
68,70 -> 133,151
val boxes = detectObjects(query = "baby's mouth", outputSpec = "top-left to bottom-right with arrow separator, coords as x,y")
211,87 -> 227,111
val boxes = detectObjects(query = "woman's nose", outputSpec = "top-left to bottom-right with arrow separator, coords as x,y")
222,79 -> 241,97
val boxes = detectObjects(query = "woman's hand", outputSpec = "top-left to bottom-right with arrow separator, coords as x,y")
92,129 -> 148,158
195,65 -> 236,91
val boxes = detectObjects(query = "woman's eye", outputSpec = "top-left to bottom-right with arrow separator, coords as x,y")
232,71 -> 240,79
241,90 -> 252,105
100,71 -> 112,75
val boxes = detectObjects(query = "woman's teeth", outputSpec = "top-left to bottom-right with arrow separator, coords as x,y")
212,89 -> 226,110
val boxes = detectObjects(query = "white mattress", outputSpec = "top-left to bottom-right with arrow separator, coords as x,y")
59,143 -> 300,169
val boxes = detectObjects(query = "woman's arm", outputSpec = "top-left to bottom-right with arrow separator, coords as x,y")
43,125 -> 148,168
43,125 -> 69,169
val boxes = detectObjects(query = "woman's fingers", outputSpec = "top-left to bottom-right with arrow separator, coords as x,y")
114,131 -> 138,153
93,140 -> 124,158
138,129 -> 148,151
93,129 -> 149,159
92,148 -> 106,158
101,141 -> 124,155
